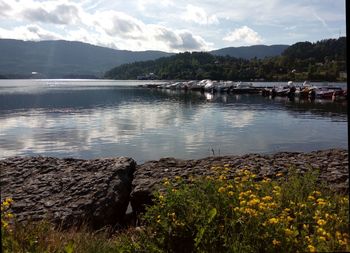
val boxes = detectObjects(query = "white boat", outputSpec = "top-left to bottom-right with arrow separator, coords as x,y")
232,82 -> 258,94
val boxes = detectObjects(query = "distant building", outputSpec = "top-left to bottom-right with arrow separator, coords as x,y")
137,72 -> 158,80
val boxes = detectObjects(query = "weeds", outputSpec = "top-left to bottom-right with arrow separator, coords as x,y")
1,167 -> 349,252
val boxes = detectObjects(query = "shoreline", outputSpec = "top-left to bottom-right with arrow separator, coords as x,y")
1,148 -> 348,229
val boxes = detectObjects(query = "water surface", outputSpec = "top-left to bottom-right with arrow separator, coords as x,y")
0,79 -> 347,163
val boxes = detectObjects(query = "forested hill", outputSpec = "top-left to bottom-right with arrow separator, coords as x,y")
211,45 -> 288,59
0,39 -> 172,78
105,37 -> 346,81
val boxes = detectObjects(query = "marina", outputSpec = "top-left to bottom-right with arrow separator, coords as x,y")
140,80 -> 348,100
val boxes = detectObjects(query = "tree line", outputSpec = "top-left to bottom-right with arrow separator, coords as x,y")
104,37 -> 346,82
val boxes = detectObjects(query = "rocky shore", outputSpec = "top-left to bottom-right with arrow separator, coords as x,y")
1,149 -> 348,229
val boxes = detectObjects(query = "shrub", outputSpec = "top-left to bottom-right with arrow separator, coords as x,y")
1,167 -> 349,253
138,167 -> 349,252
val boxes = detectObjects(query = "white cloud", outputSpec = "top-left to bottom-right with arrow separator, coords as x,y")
137,0 -> 174,11
0,0 -> 345,51
95,11 -> 145,39
91,11 -> 211,51
22,3 -> 80,25
183,4 -> 219,25
223,26 -> 263,45
0,25 -> 62,41
0,0 -> 12,16
153,26 -> 211,51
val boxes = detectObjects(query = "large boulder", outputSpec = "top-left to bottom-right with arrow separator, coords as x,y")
130,149 -> 348,214
0,156 -> 136,229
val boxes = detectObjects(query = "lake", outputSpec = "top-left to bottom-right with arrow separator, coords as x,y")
0,79 -> 347,163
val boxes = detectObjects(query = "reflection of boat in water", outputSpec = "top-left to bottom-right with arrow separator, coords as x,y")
333,89 -> 348,101
315,87 -> 343,99
232,82 -> 260,94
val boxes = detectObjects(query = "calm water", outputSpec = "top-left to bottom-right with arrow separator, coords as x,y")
0,79 -> 347,163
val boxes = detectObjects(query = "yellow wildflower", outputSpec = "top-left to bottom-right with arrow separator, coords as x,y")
262,178 -> 271,183
339,239 -> 348,246
258,202 -> 267,210
268,218 -> 279,224
308,195 -> 316,201
241,176 -> 249,182
219,175 -> 227,181
312,191 -> 321,196
317,219 -> 326,226
336,231 -> 342,239
319,236 -> 326,241
254,184 -> 261,190
228,191 -> 234,196
240,200 -> 247,206
284,228 -> 294,237
316,198 -> 326,206
307,245 -> 316,252
247,198 -> 260,206
272,239 -> 280,246
2,221 -> 8,229
262,196 -> 273,202
243,170 -> 251,175
243,208 -> 258,217
169,212 -> 176,222
267,202 -> 277,209
218,187 -> 226,193
316,227 -> 327,236
272,190 -> 280,196
340,197 -> 348,204
286,216 -> 293,222
6,213 -> 13,219
273,186 -> 281,191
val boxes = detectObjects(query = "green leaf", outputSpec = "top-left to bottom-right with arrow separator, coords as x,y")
208,207 -> 217,224
64,240 -> 75,253
194,208 -> 217,247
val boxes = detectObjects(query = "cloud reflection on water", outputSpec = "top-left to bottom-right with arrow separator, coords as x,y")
0,85 -> 347,162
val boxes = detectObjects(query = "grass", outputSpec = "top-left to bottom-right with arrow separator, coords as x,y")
2,166 -> 349,252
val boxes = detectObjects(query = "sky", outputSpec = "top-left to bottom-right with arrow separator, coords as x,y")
0,0 -> 346,52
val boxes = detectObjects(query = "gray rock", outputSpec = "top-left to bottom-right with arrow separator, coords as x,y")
0,156 -> 136,229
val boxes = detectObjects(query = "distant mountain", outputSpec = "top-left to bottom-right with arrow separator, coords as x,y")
0,39 -> 289,78
210,45 -> 289,59
0,39 -> 173,78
